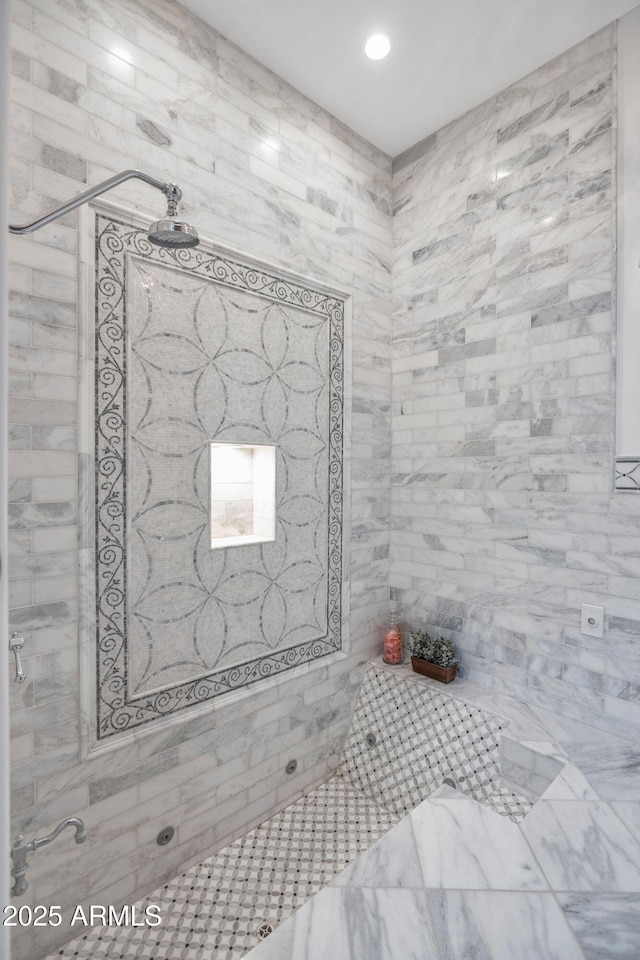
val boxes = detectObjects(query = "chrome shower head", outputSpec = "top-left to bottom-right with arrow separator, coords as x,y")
147,216 -> 200,248
148,182 -> 200,248
8,170 -> 202,244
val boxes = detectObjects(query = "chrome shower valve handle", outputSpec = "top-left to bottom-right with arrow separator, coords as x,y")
9,632 -> 26,683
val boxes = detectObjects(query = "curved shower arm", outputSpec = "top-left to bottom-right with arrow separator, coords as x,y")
8,168 -> 182,236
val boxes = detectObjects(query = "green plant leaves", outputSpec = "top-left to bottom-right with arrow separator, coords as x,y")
409,629 -> 457,667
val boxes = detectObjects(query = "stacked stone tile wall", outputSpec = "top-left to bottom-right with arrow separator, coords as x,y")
391,25 -> 640,737
7,1 -> 391,956
9,4 -> 640,957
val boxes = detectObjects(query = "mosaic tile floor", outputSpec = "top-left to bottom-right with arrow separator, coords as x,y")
43,778 -> 399,960
484,785 -> 535,822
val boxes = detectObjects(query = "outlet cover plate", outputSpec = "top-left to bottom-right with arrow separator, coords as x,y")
581,603 -> 604,639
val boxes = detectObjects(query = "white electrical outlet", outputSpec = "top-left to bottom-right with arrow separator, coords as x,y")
581,603 -> 604,639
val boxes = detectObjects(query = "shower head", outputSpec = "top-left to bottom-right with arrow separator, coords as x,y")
8,169 -> 200,248
148,181 -> 200,248
147,216 -> 200,248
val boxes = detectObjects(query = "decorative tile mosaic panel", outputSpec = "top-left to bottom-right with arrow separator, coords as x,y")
337,663 -> 517,816
94,214 -> 345,737
41,778 -> 398,960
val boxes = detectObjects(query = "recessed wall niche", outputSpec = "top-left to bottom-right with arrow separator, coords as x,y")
89,212 -> 346,739
210,443 -> 276,548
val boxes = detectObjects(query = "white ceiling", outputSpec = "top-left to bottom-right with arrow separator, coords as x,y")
178,0 -> 639,157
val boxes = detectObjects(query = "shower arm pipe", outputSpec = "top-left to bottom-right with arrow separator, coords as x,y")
8,168 -> 182,236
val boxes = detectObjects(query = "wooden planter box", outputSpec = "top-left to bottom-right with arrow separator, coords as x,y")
411,656 -> 457,684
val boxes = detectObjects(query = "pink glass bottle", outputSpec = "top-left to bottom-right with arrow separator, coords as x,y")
383,610 -> 403,664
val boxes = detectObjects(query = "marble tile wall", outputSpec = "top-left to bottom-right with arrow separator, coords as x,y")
8,3 -> 640,956
390,24 -> 640,738
7,1 -> 391,957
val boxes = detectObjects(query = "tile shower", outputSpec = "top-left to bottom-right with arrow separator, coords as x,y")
8,3 -> 391,956
37,663 -> 537,959
6,1 -> 640,959
390,23 -> 627,731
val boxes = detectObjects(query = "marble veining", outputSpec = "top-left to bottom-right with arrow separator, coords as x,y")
539,762 -> 600,801
280,886 -> 438,960
390,17 -> 640,746
561,743 -> 640,801
8,6 -> 640,960
426,891 -> 586,960
520,800 -> 640,892
331,815 -> 424,890
411,795 -> 548,891
248,662 -> 640,960
45,657 -> 640,960
557,893 -> 640,960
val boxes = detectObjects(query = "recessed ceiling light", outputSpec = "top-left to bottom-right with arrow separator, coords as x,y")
364,33 -> 391,61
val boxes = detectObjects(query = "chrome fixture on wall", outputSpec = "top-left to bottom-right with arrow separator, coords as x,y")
8,632 -> 25,683
8,169 -> 199,248
156,826 -> 175,846
11,818 -> 88,896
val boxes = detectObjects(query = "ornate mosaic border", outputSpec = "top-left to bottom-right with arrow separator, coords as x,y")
615,457 -> 640,492
94,214 -> 345,738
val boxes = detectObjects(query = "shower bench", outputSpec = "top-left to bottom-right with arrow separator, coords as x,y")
248,659 -> 640,960
45,659 -> 640,960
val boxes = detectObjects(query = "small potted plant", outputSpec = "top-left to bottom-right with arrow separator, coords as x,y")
409,629 -> 458,683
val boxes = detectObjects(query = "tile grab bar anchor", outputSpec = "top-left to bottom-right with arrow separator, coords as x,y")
9,632 -> 26,683
11,818 -> 88,896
